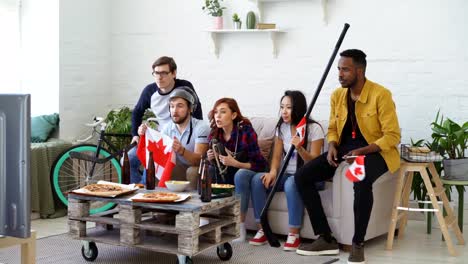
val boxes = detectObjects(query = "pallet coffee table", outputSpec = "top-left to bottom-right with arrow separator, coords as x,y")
68,189 -> 240,264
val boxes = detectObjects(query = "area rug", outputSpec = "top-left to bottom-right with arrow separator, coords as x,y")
0,233 -> 338,264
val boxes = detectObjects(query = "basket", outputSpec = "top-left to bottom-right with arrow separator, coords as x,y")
400,144 -> 443,163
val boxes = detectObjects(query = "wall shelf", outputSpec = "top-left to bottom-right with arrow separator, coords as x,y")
206,29 -> 286,58
249,0 -> 329,25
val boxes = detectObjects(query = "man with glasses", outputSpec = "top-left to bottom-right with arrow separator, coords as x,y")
129,56 -> 203,183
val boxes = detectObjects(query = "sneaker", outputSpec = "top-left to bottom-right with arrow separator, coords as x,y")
296,236 -> 339,256
283,233 -> 300,251
249,229 -> 268,245
348,242 -> 365,264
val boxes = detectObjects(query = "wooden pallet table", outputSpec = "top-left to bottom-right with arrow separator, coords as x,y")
68,189 -> 240,264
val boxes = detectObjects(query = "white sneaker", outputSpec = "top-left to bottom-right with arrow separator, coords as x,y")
232,223 -> 246,243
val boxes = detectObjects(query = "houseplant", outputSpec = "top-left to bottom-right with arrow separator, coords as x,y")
104,107 -> 155,153
430,111 -> 468,180
202,0 -> 226,29
232,13 -> 241,29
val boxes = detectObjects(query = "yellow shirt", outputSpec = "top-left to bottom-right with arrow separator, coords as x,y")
327,79 -> 401,173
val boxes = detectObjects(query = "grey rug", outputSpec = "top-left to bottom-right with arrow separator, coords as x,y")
0,233 -> 338,264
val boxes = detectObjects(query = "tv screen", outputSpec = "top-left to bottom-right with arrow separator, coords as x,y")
0,94 -> 31,238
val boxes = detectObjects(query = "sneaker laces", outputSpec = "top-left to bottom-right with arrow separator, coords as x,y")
286,233 -> 298,244
253,229 -> 265,239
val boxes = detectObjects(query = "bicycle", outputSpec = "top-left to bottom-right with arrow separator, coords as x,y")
50,117 -> 136,214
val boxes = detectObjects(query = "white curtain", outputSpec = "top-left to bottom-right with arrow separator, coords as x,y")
0,0 -> 21,93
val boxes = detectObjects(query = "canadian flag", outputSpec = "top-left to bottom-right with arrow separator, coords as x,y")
345,155 -> 366,182
136,127 -> 176,187
296,117 -> 307,146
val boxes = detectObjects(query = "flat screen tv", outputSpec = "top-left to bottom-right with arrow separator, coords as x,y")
0,94 -> 31,238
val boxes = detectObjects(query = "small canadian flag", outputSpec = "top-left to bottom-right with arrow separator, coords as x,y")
296,117 -> 307,146
136,127 -> 176,187
345,155 -> 366,182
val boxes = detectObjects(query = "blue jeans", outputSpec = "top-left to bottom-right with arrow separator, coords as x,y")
128,147 -> 143,184
233,169 -> 258,215
251,173 -> 304,228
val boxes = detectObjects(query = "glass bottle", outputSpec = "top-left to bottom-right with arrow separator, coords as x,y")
146,151 -> 156,190
122,149 -> 131,184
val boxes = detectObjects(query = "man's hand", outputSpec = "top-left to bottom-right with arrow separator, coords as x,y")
172,137 -> 184,155
131,136 -> 140,145
327,142 -> 339,167
261,172 -> 276,188
343,148 -> 366,164
137,123 -> 147,136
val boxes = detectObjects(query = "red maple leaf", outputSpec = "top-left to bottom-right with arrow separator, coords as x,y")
354,167 -> 363,176
147,138 -> 171,166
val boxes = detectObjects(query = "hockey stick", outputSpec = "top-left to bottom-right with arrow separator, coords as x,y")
260,23 -> 351,247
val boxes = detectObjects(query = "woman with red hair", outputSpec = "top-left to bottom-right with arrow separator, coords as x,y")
207,98 -> 268,242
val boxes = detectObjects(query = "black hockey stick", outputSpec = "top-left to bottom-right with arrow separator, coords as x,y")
260,23 -> 350,247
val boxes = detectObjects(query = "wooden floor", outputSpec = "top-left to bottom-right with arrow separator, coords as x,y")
30,213 -> 468,263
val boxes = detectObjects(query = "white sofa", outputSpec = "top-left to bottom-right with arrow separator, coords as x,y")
246,117 -> 398,246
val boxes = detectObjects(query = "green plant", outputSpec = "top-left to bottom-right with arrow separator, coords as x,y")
232,13 -> 240,22
104,107 -> 156,152
202,0 -> 226,17
430,110 -> 468,159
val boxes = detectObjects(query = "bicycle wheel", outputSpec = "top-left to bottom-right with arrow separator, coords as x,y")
50,144 -> 122,214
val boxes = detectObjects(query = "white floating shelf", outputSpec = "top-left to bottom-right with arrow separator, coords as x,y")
206,29 -> 287,58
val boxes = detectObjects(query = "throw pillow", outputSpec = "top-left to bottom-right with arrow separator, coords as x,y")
31,113 -> 59,143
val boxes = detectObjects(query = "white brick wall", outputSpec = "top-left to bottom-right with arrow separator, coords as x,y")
60,0 -> 468,143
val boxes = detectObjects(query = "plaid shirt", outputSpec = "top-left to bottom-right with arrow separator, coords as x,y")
209,123 -> 267,173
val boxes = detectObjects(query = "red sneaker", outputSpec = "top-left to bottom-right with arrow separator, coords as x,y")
249,229 -> 268,246
283,233 -> 300,251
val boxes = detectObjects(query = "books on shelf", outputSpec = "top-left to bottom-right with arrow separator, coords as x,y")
257,23 -> 276,29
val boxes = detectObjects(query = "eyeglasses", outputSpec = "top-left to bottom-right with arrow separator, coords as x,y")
152,71 -> 171,78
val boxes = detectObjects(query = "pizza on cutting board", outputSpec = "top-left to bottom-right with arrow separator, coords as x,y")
81,183 -> 125,196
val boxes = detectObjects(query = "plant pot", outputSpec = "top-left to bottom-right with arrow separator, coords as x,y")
233,21 -> 241,30
214,16 -> 223,30
442,158 -> 468,180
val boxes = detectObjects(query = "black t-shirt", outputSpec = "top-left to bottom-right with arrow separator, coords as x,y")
339,92 -> 368,154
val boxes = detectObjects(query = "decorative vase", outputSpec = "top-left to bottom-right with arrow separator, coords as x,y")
246,11 -> 256,29
214,16 -> 223,30
233,21 -> 241,30
442,158 -> 468,180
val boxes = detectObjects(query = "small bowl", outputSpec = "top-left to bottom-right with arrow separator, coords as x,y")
165,180 -> 190,192
211,183 -> 235,194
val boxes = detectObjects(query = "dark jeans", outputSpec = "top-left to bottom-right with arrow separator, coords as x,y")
294,151 -> 388,243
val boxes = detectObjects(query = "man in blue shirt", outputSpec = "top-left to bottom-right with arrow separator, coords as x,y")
138,89 -> 209,189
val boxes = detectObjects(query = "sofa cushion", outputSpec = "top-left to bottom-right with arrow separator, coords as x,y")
250,117 -> 278,161
31,113 -> 59,143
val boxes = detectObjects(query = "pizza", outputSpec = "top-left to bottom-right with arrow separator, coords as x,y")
82,183 -> 124,196
211,183 -> 235,189
142,192 -> 180,202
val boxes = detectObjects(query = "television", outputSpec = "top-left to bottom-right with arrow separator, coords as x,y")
0,94 -> 31,238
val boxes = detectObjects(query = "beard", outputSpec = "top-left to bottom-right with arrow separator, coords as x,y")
172,113 -> 189,124
340,76 -> 357,88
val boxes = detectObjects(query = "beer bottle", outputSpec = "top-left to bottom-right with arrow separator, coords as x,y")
197,157 -> 205,195
122,149 -> 131,184
201,162 -> 212,202
146,151 -> 156,190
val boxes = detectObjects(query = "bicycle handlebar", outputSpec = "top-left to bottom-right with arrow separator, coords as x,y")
85,117 -> 105,127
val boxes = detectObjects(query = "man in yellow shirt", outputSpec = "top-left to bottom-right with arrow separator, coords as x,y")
294,49 -> 401,264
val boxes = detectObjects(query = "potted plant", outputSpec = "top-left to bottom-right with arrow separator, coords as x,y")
202,0 -> 226,30
104,107 -> 155,153
431,111 -> 468,180
232,13 -> 241,29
